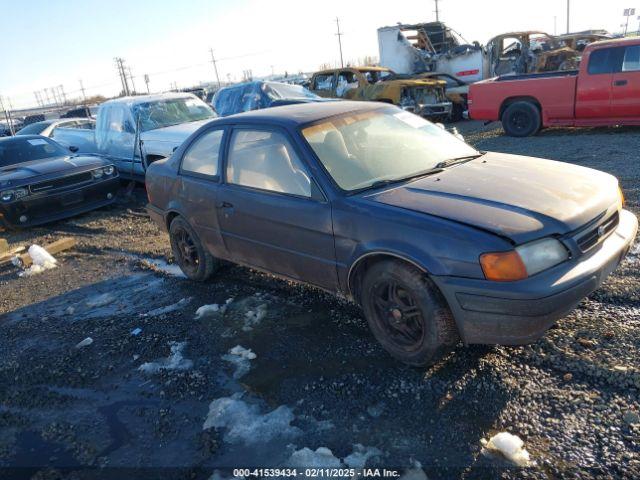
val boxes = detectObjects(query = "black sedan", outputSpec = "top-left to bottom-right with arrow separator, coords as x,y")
0,135 -> 119,228
146,101 -> 636,366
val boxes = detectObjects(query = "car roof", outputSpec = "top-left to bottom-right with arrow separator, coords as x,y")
211,101 -> 387,128
102,92 -> 197,107
587,36 -> 640,49
0,134 -> 54,144
314,66 -> 391,75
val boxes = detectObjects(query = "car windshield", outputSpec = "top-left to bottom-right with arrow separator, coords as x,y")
0,137 -> 68,168
264,83 -> 319,100
132,97 -> 216,132
302,107 -> 479,192
16,121 -> 53,135
363,70 -> 393,83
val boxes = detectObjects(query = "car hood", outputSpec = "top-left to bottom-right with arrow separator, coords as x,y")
0,155 -> 107,187
140,119 -> 213,144
362,152 -> 619,244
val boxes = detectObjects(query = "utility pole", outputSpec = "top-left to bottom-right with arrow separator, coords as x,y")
144,74 -> 150,94
115,57 -> 130,96
79,80 -> 87,102
209,48 -> 222,88
0,96 -> 14,135
566,0 -> 570,34
335,17 -> 344,68
34,91 -> 42,107
434,0 -> 440,22
128,67 -> 137,94
554,16 -> 557,35
623,8 -> 636,36
59,85 -> 67,105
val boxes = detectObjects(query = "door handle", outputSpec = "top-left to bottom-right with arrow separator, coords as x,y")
216,201 -> 233,209
614,80 -> 628,87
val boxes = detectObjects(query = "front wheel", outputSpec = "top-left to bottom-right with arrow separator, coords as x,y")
360,260 -> 459,366
169,216 -> 218,281
501,101 -> 541,137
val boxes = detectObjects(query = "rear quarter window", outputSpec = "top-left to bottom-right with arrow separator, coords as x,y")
623,45 -> 640,72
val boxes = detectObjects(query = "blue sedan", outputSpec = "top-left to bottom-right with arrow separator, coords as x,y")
146,101 -> 637,366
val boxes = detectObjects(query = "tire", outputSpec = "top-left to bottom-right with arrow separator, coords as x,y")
360,260 -> 459,366
501,101 -> 541,137
169,216 -> 217,281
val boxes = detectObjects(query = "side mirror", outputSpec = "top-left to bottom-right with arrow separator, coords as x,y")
69,146 -> 79,153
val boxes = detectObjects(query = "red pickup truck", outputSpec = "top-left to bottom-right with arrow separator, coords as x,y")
469,37 -> 640,136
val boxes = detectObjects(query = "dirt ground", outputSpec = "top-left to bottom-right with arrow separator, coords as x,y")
0,121 -> 638,480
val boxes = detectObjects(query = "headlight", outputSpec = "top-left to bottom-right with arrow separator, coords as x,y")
0,188 -> 28,203
103,165 -> 115,176
480,238 -> 569,281
92,169 -> 104,179
618,186 -> 625,209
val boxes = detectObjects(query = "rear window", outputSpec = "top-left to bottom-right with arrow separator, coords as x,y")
623,45 -> 640,72
0,137 -> 67,168
588,47 -> 625,74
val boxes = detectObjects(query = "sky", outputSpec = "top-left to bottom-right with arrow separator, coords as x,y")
1,0 -> 639,109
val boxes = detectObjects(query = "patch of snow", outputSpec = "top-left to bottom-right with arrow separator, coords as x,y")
139,341 -> 193,373
343,444 -> 381,469
65,306 -> 75,315
141,297 -> 192,318
142,258 -> 186,278
131,328 -> 142,336
18,245 -> 58,276
243,303 -> 267,331
75,337 -> 93,348
86,292 -> 115,308
195,303 -> 221,319
367,402 -> 385,418
203,395 -> 300,444
482,432 -> 531,467
288,447 -> 342,468
222,345 -> 257,379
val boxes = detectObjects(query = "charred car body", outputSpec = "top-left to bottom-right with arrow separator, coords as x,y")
145,101 -> 637,366
309,66 -> 451,119
0,136 -> 118,228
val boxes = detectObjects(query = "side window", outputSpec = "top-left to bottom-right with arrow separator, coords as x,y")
588,47 -> 625,74
226,129 -> 311,197
336,71 -> 359,96
623,45 -> 640,72
313,74 -> 334,91
181,129 -> 223,176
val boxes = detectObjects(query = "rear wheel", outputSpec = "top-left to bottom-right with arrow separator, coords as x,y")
360,260 -> 458,366
169,216 -> 217,281
501,101 -> 541,137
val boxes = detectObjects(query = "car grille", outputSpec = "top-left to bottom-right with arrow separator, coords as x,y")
30,171 -> 93,194
576,211 -> 619,252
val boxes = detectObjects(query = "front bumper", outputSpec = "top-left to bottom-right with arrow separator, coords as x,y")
432,209 -> 638,345
0,177 -> 119,228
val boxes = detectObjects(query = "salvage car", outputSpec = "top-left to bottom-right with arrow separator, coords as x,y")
309,67 -> 452,120
212,81 -> 328,117
146,101 -> 637,366
53,93 -> 217,179
0,136 -> 118,228
469,37 -> 640,136
16,118 -> 95,138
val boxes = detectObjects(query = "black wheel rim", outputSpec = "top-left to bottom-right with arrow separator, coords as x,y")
370,280 -> 425,351
173,227 -> 200,273
510,111 -> 531,133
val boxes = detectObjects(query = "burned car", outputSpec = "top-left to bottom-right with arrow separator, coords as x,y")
146,101 -> 637,366
0,135 -> 118,228
487,31 -> 580,76
212,81 -> 328,117
309,67 -> 451,120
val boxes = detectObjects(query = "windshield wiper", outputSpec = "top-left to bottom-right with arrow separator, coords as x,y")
350,167 -> 444,194
435,152 -> 485,169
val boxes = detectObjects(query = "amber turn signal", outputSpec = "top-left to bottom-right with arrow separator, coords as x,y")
480,250 -> 528,282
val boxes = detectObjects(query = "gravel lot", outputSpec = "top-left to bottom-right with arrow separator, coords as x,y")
0,121 -> 638,479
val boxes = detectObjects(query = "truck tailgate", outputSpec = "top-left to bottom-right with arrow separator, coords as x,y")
469,74 -> 578,123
